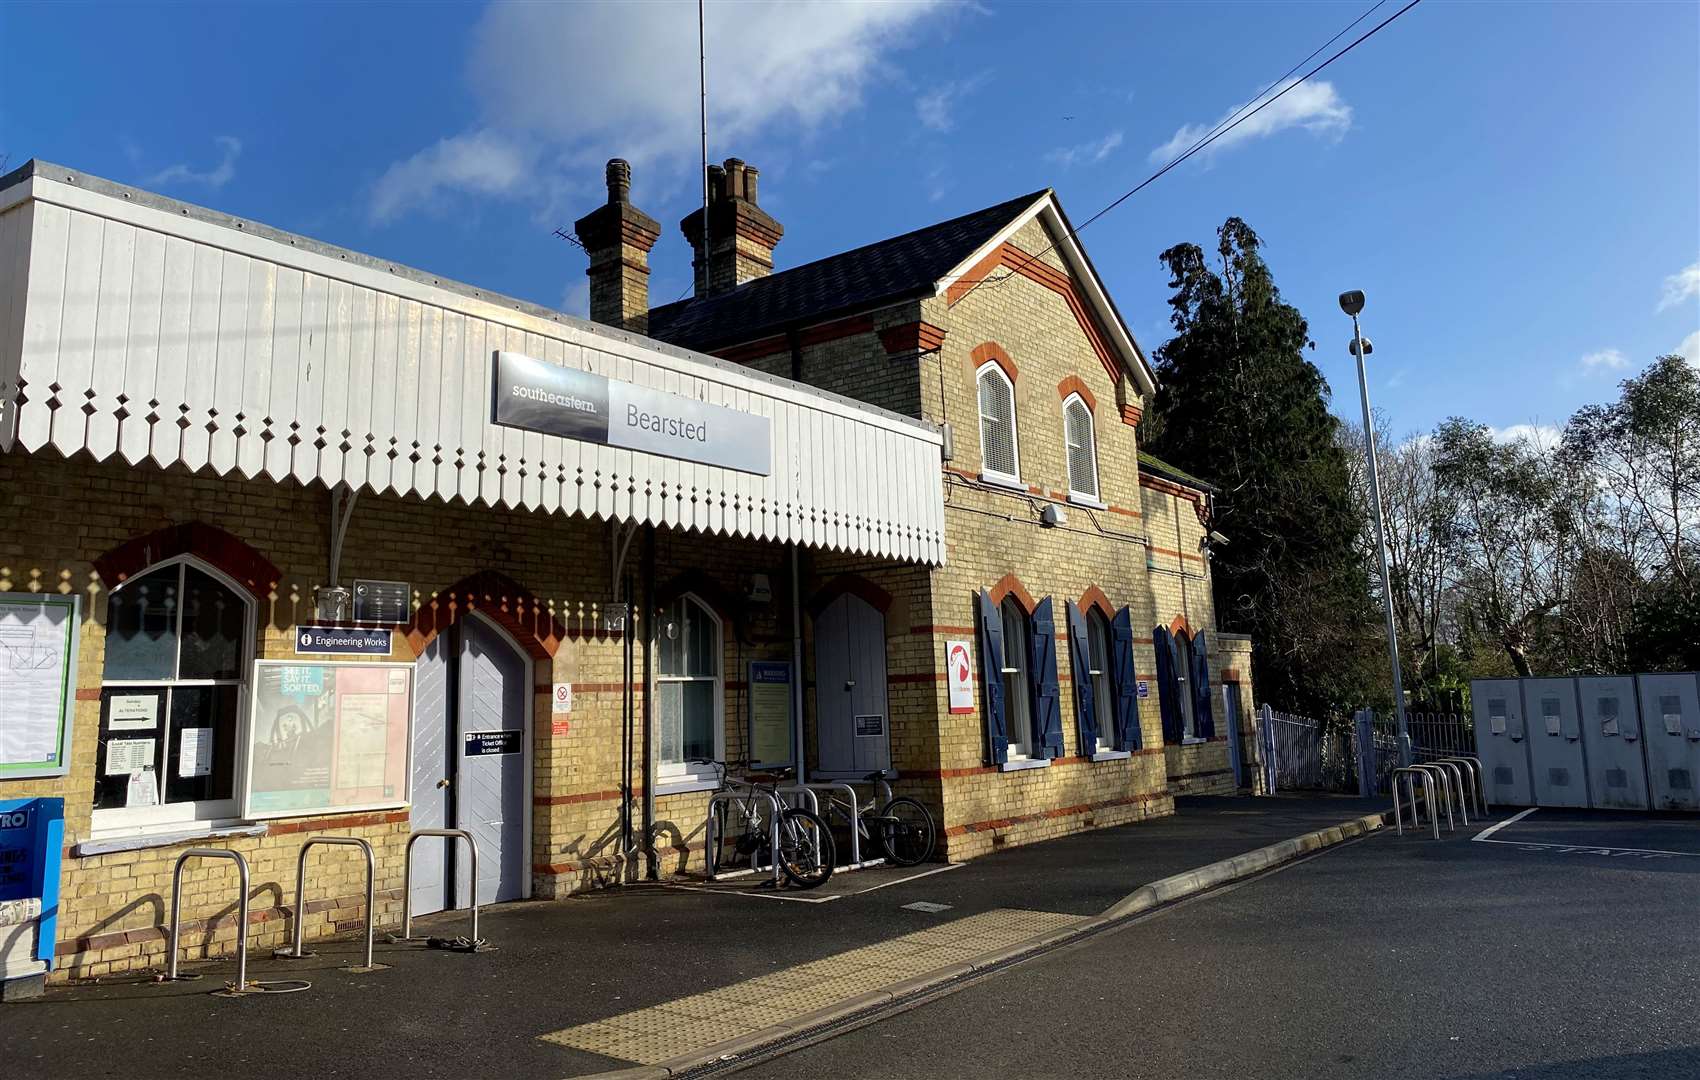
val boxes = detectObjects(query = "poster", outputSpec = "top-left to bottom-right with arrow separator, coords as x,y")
177,727 -> 213,778
245,661 -> 412,818
104,738 -> 155,775
747,661 -> 794,767
945,640 -> 975,714
0,594 -> 79,779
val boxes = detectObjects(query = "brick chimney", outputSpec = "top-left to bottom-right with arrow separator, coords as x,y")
573,159 -> 661,335
680,158 -> 784,298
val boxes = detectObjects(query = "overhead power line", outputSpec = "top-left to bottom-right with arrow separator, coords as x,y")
953,0 -> 1424,309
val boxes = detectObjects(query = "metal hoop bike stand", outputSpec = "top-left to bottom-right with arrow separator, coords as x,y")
1390,766 -> 1440,839
401,829 -> 482,945
274,836 -> 378,971
704,790 -> 783,885
1437,756 -> 1487,815
1424,760 -> 1470,827
801,781 -> 891,869
1410,763 -> 1456,831
164,848 -> 310,997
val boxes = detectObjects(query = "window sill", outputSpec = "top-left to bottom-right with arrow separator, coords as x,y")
978,472 -> 1026,493
1090,750 -> 1132,763
653,777 -> 722,798
999,757 -> 1050,773
1067,494 -> 1107,511
74,821 -> 268,858
1181,736 -> 1208,746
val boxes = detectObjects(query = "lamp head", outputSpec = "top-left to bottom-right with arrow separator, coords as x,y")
1348,336 -> 1373,357
1338,290 -> 1365,317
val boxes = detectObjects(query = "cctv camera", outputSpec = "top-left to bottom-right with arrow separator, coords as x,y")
1209,530 -> 1229,546
1338,290 -> 1365,316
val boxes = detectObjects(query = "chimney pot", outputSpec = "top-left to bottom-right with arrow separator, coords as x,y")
574,159 -> 660,335
605,159 -> 631,205
681,155 -> 783,298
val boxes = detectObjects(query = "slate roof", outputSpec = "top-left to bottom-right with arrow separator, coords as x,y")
1139,451 -> 1217,493
646,190 -> 1048,354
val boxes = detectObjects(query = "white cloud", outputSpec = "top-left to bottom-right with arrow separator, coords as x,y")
916,73 -> 988,132
371,0 -> 952,224
370,129 -> 537,225
1045,130 -> 1123,169
1149,78 -> 1350,164
148,136 -> 242,190
1579,347 -> 1628,374
1657,259 -> 1699,313
560,279 -> 590,317
1677,330 -> 1699,368
1490,423 -> 1560,448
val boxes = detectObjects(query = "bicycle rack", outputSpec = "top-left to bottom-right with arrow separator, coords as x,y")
798,781 -> 887,870
1410,763 -> 1457,832
164,848 -> 309,996
1437,756 -> 1487,816
401,829 -> 482,945
1390,767 -> 1440,839
274,836 -> 377,971
1424,760 -> 1470,827
704,790 -> 783,886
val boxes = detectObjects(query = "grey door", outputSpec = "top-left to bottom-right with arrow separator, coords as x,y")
1471,679 -> 1533,806
1522,678 -> 1587,808
409,634 -> 453,916
1222,684 -> 1245,788
1578,676 -> 1650,810
1636,673 -> 1700,812
813,594 -> 891,779
454,615 -> 530,907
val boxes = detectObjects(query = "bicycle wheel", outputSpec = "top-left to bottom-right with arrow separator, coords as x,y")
877,797 -> 936,866
777,808 -> 836,888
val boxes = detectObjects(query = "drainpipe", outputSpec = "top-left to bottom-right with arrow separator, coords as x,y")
791,544 -> 806,784
642,525 -> 658,880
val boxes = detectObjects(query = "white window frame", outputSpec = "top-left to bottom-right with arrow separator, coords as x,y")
91,555 -> 255,837
1062,393 -> 1103,505
1087,609 -> 1117,753
1000,597 -> 1035,761
976,362 -> 1022,488
654,593 -> 725,788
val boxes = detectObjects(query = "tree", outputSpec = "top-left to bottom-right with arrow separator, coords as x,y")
1145,217 -> 1381,718
1430,420 -> 1566,677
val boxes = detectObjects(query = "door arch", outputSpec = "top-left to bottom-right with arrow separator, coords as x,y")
409,611 -> 532,916
813,593 -> 891,779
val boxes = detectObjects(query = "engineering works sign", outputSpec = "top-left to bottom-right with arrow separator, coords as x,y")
492,351 -> 772,476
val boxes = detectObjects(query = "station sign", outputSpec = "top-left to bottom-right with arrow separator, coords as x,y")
295,626 -> 393,656
464,730 -> 523,757
352,579 -> 411,624
492,351 -> 772,476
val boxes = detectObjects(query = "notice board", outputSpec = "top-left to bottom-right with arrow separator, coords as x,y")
0,594 -> 80,780
747,660 -> 795,768
244,661 -> 412,818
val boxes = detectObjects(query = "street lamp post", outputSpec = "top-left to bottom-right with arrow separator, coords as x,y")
1339,290 -> 1411,767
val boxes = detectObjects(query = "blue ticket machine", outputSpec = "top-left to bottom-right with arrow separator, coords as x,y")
0,797 -> 64,1000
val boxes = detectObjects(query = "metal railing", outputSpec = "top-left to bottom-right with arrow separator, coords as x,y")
401,829 -> 480,943
166,848 -> 252,990
275,836 -> 376,970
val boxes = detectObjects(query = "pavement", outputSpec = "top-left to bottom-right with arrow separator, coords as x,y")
736,805 -> 1700,1080
0,794 -> 1390,1080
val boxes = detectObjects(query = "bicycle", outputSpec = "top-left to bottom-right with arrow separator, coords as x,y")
697,760 -> 836,889
821,772 -> 936,867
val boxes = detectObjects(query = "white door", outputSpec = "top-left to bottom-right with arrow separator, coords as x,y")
408,634 -> 453,916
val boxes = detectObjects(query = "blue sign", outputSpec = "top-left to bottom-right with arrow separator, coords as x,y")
0,797 -> 64,968
1136,680 -> 1150,700
294,626 -> 393,655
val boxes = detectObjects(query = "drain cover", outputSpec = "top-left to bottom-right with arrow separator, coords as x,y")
902,901 -> 952,913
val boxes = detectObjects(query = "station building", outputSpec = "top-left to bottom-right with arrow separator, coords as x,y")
0,157 -> 1257,985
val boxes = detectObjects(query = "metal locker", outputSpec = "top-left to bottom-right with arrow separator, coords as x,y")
1471,679 -> 1533,806
1635,673 -> 1700,811
1577,676 -> 1650,810
1521,678 -> 1588,807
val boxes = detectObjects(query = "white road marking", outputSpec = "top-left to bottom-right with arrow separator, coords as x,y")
842,862 -> 963,895
1471,806 -> 1537,842
1473,838 -> 1696,860
901,901 -> 953,913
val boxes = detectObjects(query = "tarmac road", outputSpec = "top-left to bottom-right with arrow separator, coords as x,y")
733,808 -> 1700,1080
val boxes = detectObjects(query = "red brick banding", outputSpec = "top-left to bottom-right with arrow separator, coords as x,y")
1056,374 -> 1097,413
93,522 -> 280,602
405,570 -> 565,659
969,342 -> 1018,383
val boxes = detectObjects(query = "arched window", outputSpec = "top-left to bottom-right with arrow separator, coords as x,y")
977,362 -> 1020,485
95,557 -> 253,829
1062,394 -> 1099,501
1086,608 -> 1115,751
1000,596 -> 1034,758
657,594 -> 723,781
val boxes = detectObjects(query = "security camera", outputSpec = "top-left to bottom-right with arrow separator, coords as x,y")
1208,530 -> 1230,546
1338,290 -> 1365,316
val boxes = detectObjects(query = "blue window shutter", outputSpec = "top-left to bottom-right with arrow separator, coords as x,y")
1153,625 -> 1184,745
977,590 -> 1008,765
1111,607 -> 1141,751
1192,631 -> 1216,738
1066,602 -> 1096,754
1029,597 -> 1064,758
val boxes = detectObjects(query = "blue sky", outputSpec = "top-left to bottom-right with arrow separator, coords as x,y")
3,0 -> 1695,442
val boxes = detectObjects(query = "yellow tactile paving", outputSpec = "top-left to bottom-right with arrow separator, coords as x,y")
539,908 -> 1083,1065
